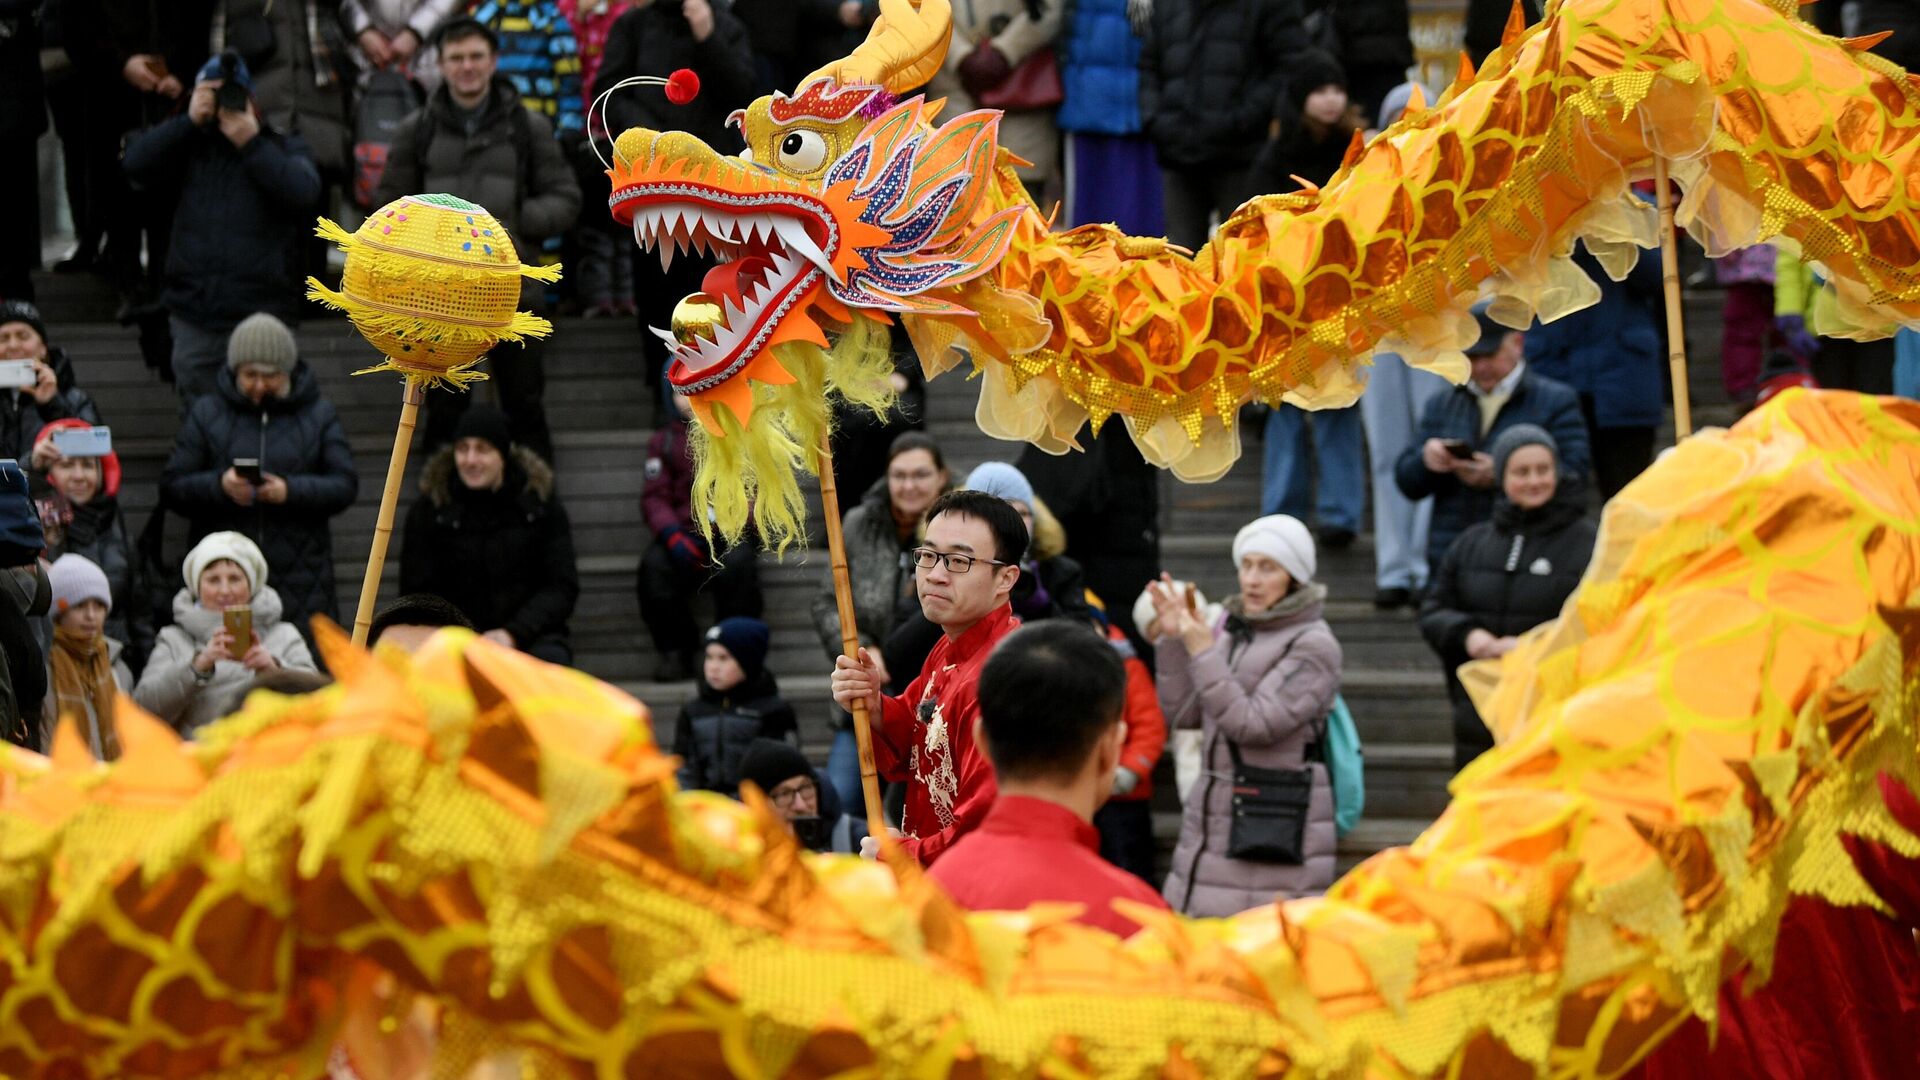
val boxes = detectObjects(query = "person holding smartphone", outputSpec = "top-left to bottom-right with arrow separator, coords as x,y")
1393,301 -> 1591,572
0,302 -> 104,464
122,51 -> 322,407
31,419 -> 152,671
132,531 -> 318,735
160,313 -> 359,641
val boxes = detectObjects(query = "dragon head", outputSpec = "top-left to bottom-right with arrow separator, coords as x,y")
606,0 -> 1022,433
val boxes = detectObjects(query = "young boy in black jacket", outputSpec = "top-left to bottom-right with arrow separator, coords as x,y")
672,616 -> 798,792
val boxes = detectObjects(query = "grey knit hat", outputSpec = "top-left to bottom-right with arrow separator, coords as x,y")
1490,423 -> 1559,482
226,312 -> 298,374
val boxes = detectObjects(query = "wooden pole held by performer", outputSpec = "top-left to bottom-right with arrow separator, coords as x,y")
1654,155 -> 1693,440
352,380 -> 426,646
816,434 -> 890,844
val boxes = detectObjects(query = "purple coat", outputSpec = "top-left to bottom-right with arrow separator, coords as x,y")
1158,589 -> 1342,918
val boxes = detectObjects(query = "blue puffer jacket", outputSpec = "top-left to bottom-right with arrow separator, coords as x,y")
1393,367 -> 1590,568
1058,0 -> 1142,135
1522,244 -> 1665,430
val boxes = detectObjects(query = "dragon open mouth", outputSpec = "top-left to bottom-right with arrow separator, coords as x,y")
626,197 -> 837,390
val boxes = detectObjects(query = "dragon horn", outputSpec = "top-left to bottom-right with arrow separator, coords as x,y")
802,0 -> 953,94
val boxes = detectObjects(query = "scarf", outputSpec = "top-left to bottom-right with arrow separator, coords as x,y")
50,627 -> 119,761
1222,582 -> 1329,653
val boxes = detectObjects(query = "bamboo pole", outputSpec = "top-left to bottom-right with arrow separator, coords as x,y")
816,433 -> 889,844
1653,154 -> 1693,440
351,379 -> 425,646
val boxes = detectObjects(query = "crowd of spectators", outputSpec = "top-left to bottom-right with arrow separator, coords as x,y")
3,0 -> 1910,932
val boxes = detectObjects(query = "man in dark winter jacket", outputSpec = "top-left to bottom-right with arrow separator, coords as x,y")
399,406 -> 580,665
671,615 -> 799,793
161,313 -> 359,638
374,17 -> 583,461
1138,0 -> 1309,249
0,302 -> 104,464
1394,302 -> 1590,569
122,53 -> 323,405
638,385 -> 763,681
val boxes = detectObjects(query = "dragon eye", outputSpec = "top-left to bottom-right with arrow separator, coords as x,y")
776,129 -> 827,173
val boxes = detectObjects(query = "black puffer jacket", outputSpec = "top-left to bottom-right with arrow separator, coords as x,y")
399,445 -> 579,656
1138,0 -> 1308,168
121,112 -> 322,330
597,0 -> 758,151
160,363 -> 358,631
1330,0 -> 1412,72
4,348 -> 102,463
671,667 -> 800,793
1419,496 -> 1595,762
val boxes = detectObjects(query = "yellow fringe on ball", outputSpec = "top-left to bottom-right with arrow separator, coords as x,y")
689,318 -> 896,552
349,358 -> 493,391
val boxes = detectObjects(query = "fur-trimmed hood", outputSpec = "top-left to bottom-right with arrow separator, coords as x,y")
420,445 -> 556,509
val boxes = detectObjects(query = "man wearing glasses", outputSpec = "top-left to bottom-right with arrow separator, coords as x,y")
831,490 -> 1028,866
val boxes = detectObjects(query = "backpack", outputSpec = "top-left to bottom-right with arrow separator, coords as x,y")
411,94 -> 536,211
1317,694 -> 1366,838
353,68 -> 424,209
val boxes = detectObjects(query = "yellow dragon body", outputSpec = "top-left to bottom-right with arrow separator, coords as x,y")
613,0 -> 1920,544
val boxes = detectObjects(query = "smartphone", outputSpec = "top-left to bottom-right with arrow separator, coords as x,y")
224,605 -> 253,648
50,426 -> 112,458
233,457 -> 263,484
1442,439 -> 1476,460
0,360 -> 37,389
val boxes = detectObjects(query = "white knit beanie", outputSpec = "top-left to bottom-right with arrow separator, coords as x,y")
49,553 -> 113,615
184,531 -> 269,600
1232,514 -> 1316,585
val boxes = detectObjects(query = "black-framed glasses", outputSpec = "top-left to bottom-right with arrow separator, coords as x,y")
908,548 -> 1011,574
767,777 -> 818,807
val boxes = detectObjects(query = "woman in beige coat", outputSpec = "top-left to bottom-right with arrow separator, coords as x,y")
1151,514 -> 1342,918
926,0 -> 1064,197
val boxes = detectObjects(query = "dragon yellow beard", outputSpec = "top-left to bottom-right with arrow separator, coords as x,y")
613,0 -> 1920,548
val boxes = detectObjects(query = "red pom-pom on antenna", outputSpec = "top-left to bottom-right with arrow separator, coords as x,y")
665,69 -> 701,105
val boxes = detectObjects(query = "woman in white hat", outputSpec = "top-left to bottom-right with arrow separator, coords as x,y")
1147,514 -> 1343,917
133,531 -> 317,734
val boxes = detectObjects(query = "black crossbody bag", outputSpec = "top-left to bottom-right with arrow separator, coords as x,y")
1224,738 -> 1313,864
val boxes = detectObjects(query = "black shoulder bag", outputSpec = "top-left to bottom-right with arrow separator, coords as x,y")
1224,739 -> 1313,864
1219,624 -> 1314,864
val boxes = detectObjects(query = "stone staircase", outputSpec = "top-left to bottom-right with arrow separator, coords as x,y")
27,267 -> 1740,875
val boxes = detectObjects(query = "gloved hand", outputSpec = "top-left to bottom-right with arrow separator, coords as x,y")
662,526 -> 710,571
1112,766 -> 1140,797
1775,314 -> 1821,357
958,41 -> 1012,99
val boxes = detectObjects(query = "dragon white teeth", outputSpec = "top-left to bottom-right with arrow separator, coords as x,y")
648,325 -> 679,346
659,243 -> 674,273
770,217 -> 830,272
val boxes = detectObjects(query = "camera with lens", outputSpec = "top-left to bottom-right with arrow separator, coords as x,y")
213,50 -> 250,114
